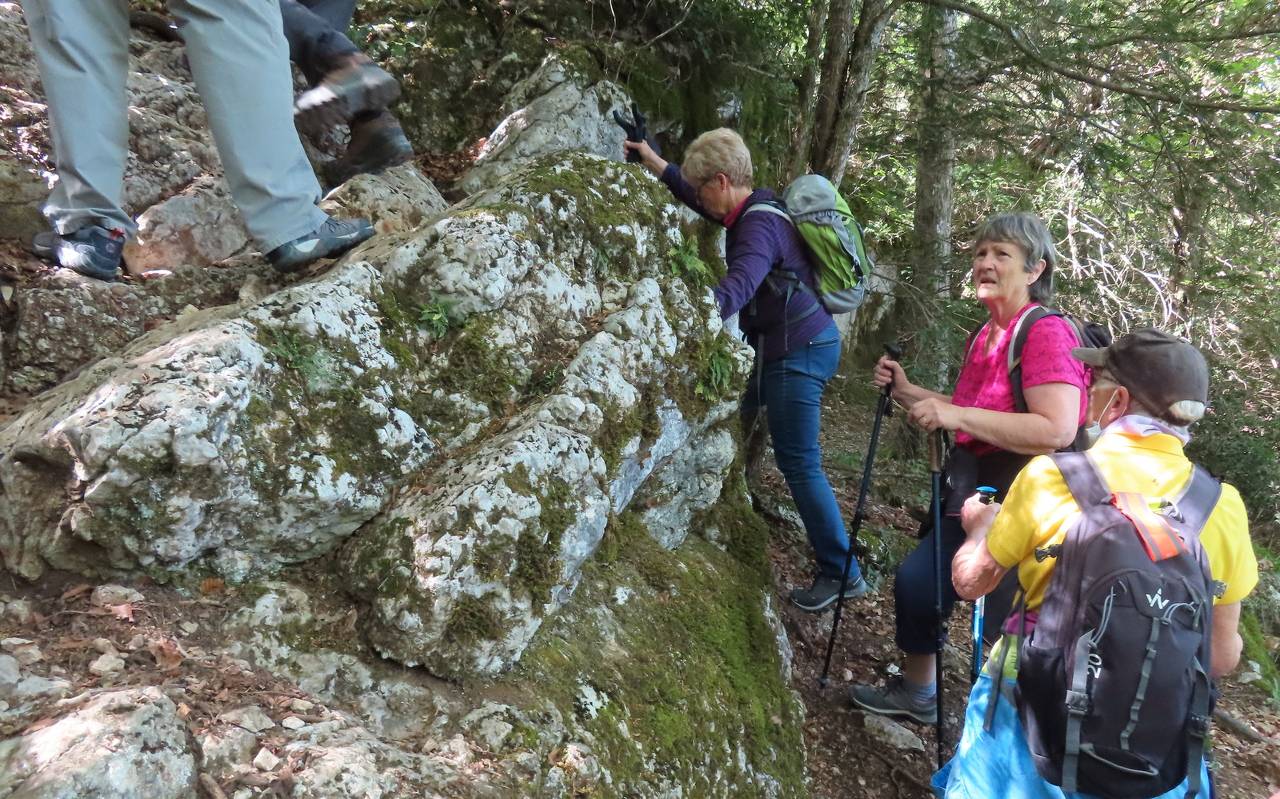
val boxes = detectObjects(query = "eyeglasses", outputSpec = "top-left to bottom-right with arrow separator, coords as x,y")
696,173 -> 725,205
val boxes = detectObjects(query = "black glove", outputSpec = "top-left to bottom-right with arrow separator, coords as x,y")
613,102 -> 658,164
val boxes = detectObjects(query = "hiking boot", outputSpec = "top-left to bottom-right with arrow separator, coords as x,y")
789,574 -> 867,613
31,225 -> 124,281
294,54 -> 401,131
323,111 -> 414,187
266,216 -> 374,273
849,676 -> 938,724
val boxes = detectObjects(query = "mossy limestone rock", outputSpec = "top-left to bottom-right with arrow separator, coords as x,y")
457,51 -> 632,195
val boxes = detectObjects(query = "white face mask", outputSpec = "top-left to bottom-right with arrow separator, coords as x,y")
1081,389 -> 1120,450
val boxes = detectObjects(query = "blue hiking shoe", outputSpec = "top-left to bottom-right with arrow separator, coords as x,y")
789,574 -> 868,613
266,216 -> 374,274
31,225 -> 124,281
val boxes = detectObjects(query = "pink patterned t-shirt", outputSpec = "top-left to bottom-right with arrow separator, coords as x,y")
952,304 -> 1089,455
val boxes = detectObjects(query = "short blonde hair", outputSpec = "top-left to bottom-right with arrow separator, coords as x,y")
681,128 -> 753,187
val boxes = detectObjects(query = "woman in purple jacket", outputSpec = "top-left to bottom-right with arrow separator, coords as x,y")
624,128 -> 863,612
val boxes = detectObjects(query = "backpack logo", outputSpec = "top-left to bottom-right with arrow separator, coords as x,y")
1146,588 -> 1170,610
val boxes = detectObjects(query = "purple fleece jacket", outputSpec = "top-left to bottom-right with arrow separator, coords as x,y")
660,164 -> 832,362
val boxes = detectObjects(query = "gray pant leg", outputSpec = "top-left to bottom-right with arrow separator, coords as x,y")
281,0 -> 359,85
23,0 -> 135,236
169,0 -> 327,253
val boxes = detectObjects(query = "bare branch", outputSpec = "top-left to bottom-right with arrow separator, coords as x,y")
908,0 -> 1280,114
1092,23 -> 1280,49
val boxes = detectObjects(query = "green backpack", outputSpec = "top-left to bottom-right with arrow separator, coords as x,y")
743,174 -> 872,315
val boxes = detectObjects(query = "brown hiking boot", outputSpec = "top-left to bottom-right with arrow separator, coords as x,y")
323,111 -> 415,187
294,54 -> 401,131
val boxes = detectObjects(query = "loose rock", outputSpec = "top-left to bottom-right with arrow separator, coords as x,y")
252,747 -> 280,772
90,585 -> 145,607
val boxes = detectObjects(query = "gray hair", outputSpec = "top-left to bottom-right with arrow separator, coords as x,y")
974,212 -> 1057,303
682,128 -> 754,188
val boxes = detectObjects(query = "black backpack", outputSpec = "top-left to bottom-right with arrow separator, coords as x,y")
997,452 -> 1222,799
966,306 -> 1112,451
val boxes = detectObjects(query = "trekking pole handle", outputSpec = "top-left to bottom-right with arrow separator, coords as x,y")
927,429 -> 945,473
976,486 -> 998,504
882,343 -> 902,414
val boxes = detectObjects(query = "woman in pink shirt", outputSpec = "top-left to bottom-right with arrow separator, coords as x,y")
850,212 -> 1089,725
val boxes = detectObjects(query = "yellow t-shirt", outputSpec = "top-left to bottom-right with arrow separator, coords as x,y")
985,429 -> 1258,612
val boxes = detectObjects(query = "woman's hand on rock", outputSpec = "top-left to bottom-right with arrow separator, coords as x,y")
907,397 -> 964,432
623,139 -> 664,174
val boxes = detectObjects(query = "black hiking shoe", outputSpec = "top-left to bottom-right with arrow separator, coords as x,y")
849,676 -> 939,725
31,225 -> 124,281
789,575 -> 867,613
294,54 -> 401,131
266,216 -> 374,274
323,111 -> 414,187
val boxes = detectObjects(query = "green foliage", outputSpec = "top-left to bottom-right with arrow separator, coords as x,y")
668,235 -> 713,290
694,341 -> 736,403
1240,609 -> 1280,707
1188,384 -> 1280,530
416,295 -> 455,338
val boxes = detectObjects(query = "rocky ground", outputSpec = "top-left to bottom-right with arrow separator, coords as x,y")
3,364 -> 1273,799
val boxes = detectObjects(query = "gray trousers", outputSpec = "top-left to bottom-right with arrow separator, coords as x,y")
280,0 -> 359,85
24,0 -> 327,253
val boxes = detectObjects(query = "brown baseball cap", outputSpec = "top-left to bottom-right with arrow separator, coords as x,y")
1071,328 -> 1209,423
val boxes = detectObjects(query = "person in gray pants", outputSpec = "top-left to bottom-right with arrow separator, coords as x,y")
282,0 -> 414,187
23,0 -> 374,281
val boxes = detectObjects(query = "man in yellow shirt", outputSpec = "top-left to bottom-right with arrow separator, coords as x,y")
938,329 -> 1258,799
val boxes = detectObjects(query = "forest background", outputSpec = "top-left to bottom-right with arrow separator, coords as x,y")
359,0 -> 1280,694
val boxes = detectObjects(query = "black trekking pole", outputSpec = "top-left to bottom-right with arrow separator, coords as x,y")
818,343 -> 903,689
928,428 -> 947,770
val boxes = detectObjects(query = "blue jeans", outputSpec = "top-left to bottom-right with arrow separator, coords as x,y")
744,321 -> 857,581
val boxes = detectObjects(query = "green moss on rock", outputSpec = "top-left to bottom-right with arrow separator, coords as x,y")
511,488 -> 806,797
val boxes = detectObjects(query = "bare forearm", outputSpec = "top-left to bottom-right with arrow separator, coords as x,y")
1210,602 -> 1244,678
953,537 -> 1006,600
893,381 -> 951,408
956,406 -> 1074,455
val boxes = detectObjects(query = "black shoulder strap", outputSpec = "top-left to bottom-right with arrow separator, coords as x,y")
1009,306 -> 1065,413
1050,451 -> 1111,511
1170,465 -> 1222,537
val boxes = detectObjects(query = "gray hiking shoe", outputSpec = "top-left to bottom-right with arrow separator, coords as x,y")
323,110 -> 414,187
849,676 -> 938,724
266,216 -> 374,273
31,225 -> 124,281
789,575 -> 867,613
295,54 -> 401,131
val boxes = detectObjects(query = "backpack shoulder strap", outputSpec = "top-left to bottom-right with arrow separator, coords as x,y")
742,201 -> 822,323
963,320 -> 988,368
1049,451 -> 1111,511
1171,465 -> 1222,537
1009,306 -> 1065,413
742,201 -> 793,225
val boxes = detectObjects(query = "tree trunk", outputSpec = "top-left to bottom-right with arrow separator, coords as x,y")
910,4 -> 958,304
788,0 -> 832,181
818,0 -> 896,184
812,0 -> 856,168
1169,159 -> 1210,327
